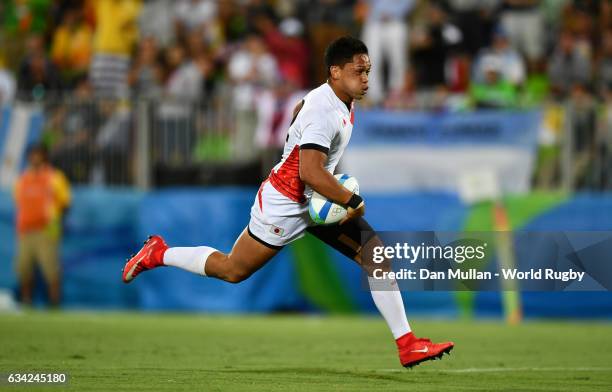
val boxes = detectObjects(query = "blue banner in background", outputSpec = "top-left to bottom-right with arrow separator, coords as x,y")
352,110 -> 541,147
345,110 -> 542,193
135,188 -> 303,312
1,188 -> 612,317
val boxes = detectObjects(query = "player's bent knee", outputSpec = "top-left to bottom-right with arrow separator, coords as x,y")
224,268 -> 253,284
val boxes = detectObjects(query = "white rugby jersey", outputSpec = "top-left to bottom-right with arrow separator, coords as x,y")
267,83 -> 355,203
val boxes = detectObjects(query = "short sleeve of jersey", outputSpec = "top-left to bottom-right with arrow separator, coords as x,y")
299,109 -> 336,155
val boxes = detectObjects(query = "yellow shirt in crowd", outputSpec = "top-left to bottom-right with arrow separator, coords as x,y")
51,23 -> 93,71
93,0 -> 142,56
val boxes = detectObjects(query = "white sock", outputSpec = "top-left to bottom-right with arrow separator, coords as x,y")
368,276 -> 411,339
163,246 -> 218,276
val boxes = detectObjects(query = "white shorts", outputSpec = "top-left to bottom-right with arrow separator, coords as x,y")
248,180 -> 312,248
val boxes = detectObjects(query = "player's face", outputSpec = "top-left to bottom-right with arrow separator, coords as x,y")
338,54 -> 371,100
28,151 -> 45,168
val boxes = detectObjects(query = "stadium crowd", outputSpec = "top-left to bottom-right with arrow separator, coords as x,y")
0,0 -> 610,189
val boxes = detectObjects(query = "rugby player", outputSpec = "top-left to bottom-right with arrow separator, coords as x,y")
122,36 -> 453,368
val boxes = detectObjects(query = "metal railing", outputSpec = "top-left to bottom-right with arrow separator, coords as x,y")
40,91 -> 243,189
11,95 -> 612,191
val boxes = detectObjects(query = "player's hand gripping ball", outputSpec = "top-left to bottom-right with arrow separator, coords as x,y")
309,174 -> 360,225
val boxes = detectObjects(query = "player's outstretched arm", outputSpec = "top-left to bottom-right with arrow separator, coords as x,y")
299,149 -> 364,224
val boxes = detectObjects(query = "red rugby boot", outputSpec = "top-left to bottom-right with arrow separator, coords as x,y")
397,332 -> 454,368
122,235 -> 168,283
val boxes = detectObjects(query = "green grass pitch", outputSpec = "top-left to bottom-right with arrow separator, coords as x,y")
0,312 -> 611,391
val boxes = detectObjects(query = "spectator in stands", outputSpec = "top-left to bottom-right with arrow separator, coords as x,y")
597,29 -> 612,97
90,0 -> 142,98
306,0 -> 354,84
156,45 -> 213,164
254,14 -> 310,89
17,35 -> 63,101
175,0 -> 216,34
411,1 -> 463,90
469,56 -> 519,109
228,33 -> 278,162
254,83 -> 307,177
14,144 -> 71,307
0,55 -> 16,106
45,78 -> 99,184
216,0 -> 250,44
567,83 -> 598,189
128,36 -> 163,98
540,0 -> 570,51
446,51 -> 471,93
603,0 -> 612,33
1,0 -> 53,70
548,31 -> 592,98
139,0 -> 175,47
2,0 -> 52,35
359,0 -> 415,105
50,6 -> 93,87
162,45 -> 212,108
94,99 -> 133,185
165,52 -> 213,102
383,69 -> 418,110
447,0 -> 498,56
473,26 -> 526,87
561,0 -> 598,59
499,0 -> 544,71
174,0 -> 222,51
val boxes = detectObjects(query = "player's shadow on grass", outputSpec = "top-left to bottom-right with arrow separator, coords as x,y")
210,368 -> 416,383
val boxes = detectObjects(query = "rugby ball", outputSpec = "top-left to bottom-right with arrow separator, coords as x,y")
309,174 -> 359,225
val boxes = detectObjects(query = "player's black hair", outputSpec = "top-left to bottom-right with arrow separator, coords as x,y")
324,36 -> 368,76
27,143 -> 49,162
